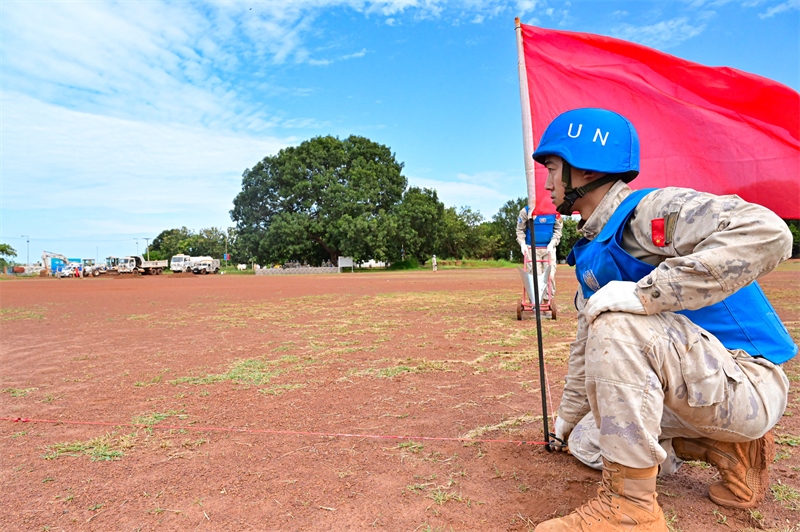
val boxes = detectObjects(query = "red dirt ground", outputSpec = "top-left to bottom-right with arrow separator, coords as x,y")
2,265 -> 799,531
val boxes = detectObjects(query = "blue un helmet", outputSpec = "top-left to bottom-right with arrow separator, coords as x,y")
532,108 -> 640,214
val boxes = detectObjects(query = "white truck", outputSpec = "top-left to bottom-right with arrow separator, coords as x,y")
170,254 -> 198,273
117,255 -> 168,275
192,257 -> 220,275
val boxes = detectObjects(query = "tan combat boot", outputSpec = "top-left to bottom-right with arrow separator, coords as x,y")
534,458 -> 667,532
672,431 -> 774,509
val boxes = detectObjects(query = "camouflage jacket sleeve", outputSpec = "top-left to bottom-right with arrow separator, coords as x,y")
557,291 -> 592,424
516,208 -> 528,247
626,187 -> 793,314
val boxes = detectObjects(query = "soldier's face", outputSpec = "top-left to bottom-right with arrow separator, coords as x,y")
544,156 -> 592,209
544,156 -> 566,208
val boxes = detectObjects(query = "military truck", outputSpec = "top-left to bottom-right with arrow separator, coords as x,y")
191,257 -> 220,275
117,255 -> 168,275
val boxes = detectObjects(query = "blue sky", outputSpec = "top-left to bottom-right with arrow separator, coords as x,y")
1,0 -> 798,262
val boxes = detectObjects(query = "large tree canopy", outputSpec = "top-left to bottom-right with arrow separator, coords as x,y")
231,135 -> 412,265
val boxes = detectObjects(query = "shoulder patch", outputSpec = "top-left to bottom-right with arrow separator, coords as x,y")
651,218 -> 666,247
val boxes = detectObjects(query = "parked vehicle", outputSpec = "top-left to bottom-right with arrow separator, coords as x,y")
192,257 -> 220,275
86,256 -> 122,277
57,262 -> 82,278
41,251 -> 70,277
117,256 -> 168,275
170,254 -> 198,273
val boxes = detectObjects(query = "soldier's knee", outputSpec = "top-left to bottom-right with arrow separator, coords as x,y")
587,312 -> 657,369
590,310 -> 649,332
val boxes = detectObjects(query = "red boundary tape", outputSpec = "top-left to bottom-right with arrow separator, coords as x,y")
3,416 -> 549,446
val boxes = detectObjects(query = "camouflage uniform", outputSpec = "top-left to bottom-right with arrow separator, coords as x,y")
559,181 -> 793,472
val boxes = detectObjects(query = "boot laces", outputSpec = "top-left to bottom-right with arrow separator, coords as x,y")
573,486 -> 622,524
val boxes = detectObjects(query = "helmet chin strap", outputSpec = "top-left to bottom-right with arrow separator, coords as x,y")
555,161 -> 621,215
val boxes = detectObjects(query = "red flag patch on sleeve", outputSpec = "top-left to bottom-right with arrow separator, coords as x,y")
651,218 -> 666,247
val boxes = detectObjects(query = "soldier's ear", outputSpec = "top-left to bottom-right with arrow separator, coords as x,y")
579,169 -> 606,184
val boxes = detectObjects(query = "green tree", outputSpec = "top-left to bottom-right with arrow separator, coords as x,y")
150,227 -> 230,261
0,243 -> 17,268
473,222 -> 504,260
394,187 -> 445,263
150,227 -> 193,260
191,227 -> 227,258
231,135 -> 407,265
557,217 -> 581,262
491,197 -> 528,262
440,206 -> 485,259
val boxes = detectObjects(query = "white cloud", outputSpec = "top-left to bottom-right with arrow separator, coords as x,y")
612,17 -> 707,49
409,172 -> 523,217
759,0 -> 800,18
1,92 -> 291,214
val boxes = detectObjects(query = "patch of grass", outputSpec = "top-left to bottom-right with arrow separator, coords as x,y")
131,410 -> 188,427
427,488 -> 466,505
407,482 -> 434,494
2,387 -> 37,397
171,355 -> 306,386
398,441 -> 424,454
354,365 -> 416,378
771,480 -> 800,510
44,432 -> 130,461
0,307 -> 46,320
775,448 -> 792,462
460,414 -> 541,440
353,358 -> 447,379
134,374 -> 164,387
683,459 -> 711,469
258,383 -> 305,396
776,434 -> 800,446
664,508 -> 682,532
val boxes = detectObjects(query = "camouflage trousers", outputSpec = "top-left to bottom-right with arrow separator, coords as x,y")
566,310 -> 789,473
534,247 -> 557,297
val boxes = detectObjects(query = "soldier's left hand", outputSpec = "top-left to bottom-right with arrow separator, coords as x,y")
584,280 -> 646,323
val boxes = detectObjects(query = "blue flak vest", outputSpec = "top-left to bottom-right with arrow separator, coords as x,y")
567,189 -> 797,364
525,207 -> 558,247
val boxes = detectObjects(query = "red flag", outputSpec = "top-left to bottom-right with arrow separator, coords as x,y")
519,24 -> 800,218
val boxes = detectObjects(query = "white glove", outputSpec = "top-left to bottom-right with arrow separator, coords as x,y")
553,416 -> 575,452
583,280 -> 646,324
546,242 -> 556,254
519,243 -> 531,262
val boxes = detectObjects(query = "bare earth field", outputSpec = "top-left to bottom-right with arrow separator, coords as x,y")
2,263 -> 799,532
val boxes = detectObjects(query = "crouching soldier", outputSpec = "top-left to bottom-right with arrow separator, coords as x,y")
531,108 -> 796,531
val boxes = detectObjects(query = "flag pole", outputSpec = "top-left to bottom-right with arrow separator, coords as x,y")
515,18 -> 537,215
515,18 -> 555,452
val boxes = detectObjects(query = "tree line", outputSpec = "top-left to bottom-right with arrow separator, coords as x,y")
142,134 -> 800,266
144,135 -> 584,267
